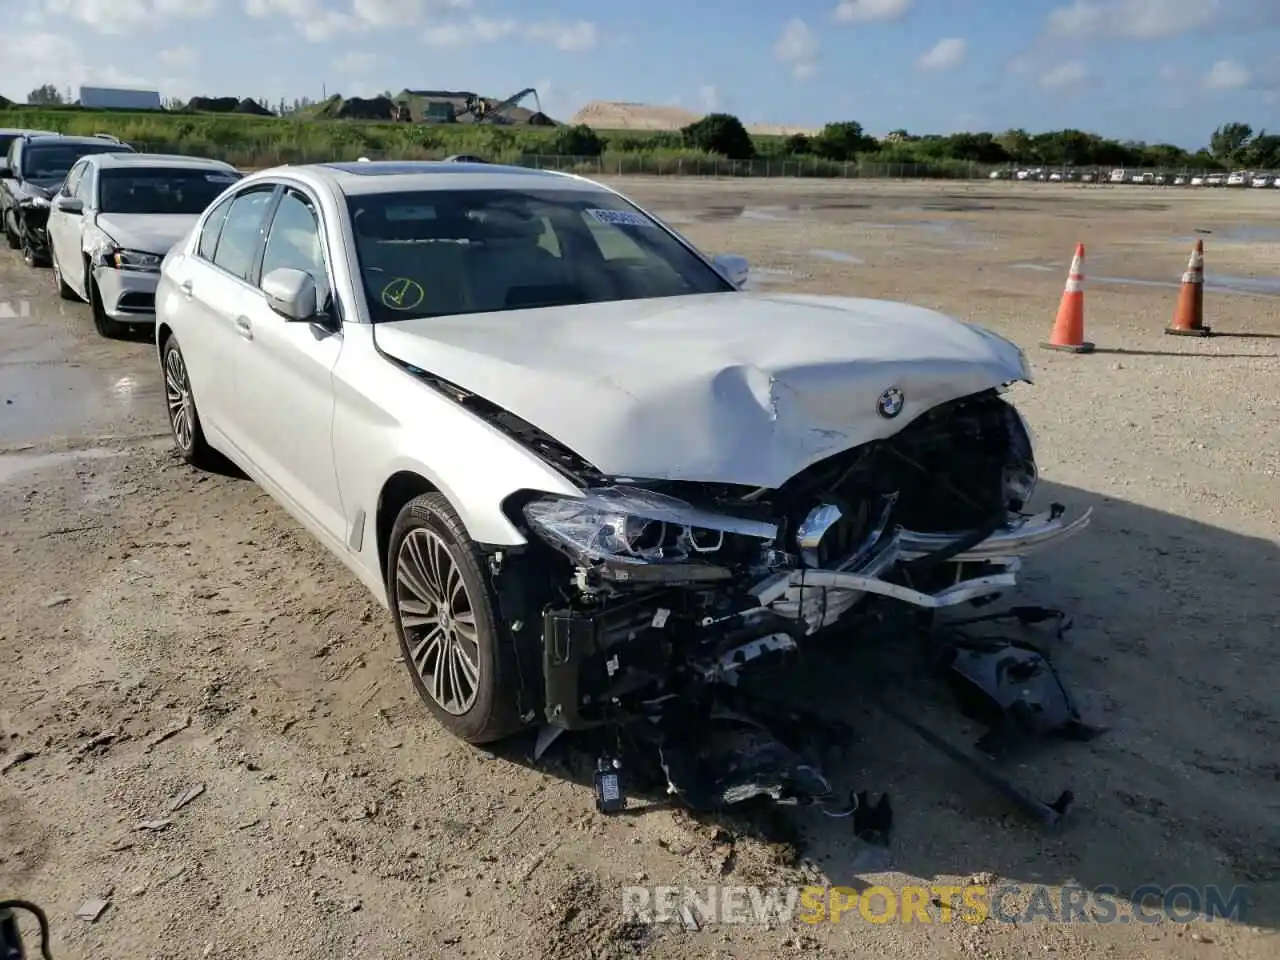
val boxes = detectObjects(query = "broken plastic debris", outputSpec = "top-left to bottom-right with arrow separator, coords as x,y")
76,899 -> 109,922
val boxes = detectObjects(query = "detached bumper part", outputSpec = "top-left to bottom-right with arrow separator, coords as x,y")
898,505 -> 1092,562
756,504 -> 1092,626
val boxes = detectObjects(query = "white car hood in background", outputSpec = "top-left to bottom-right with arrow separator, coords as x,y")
375,292 -> 1030,488
95,213 -> 201,256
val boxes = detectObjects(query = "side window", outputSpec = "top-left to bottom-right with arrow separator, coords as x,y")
74,166 -> 94,203
61,161 -> 85,198
259,189 -> 330,303
210,188 -> 275,280
197,193 -> 235,261
8,142 -> 21,177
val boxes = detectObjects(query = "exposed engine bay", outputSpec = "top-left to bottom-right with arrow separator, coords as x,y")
475,386 -> 1099,831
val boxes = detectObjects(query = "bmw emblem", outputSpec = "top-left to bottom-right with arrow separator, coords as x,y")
876,387 -> 905,419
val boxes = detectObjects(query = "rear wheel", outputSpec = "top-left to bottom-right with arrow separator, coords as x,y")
161,334 -> 216,469
387,493 -> 530,743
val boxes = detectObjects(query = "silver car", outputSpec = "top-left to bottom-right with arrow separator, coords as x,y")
45,152 -> 242,337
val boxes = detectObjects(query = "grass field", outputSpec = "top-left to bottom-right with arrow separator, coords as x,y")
0,105 -> 776,165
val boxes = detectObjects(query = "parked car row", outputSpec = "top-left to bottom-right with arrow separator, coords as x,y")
988,166 -> 1280,187
0,124 -> 1092,799
0,127 -> 244,336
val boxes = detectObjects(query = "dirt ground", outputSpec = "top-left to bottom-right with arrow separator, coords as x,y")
1,179 -> 1277,960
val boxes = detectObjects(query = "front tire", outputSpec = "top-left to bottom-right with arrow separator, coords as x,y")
19,219 -> 47,268
3,211 -> 18,250
161,334 -> 216,468
88,276 -> 127,339
387,493 -> 528,743
51,247 -> 78,300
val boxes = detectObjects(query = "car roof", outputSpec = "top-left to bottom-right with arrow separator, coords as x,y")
85,152 -> 237,171
21,134 -> 135,148
0,128 -> 59,137
245,160 -> 604,197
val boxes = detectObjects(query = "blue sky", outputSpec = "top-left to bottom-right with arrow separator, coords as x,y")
7,0 -> 1279,149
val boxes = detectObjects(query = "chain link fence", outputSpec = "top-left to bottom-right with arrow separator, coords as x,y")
129,143 -> 1255,183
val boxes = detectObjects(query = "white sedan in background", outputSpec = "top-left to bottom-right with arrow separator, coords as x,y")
46,152 -> 241,337
153,160 -> 1087,753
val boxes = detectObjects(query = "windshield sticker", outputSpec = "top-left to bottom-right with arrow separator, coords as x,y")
379,277 -> 425,311
585,208 -> 654,228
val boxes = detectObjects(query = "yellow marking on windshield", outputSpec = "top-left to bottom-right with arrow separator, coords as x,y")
380,277 -> 425,311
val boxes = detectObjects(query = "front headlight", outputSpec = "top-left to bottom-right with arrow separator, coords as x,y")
522,486 -> 777,568
105,248 -> 163,272
1003,405 -> 1038,511
23,195 -> 50,208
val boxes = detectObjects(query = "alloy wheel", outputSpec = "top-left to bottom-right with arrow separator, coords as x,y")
163,347 -> 194,452
395,528 -> 481,715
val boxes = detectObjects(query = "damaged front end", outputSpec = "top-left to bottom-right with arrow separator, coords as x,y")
508,389 -> 1094,827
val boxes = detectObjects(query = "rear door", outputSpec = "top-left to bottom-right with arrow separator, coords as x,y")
162,183 -> 278,454
231,185 -> 346,542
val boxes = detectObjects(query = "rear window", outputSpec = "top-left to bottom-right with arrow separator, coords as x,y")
21,142 -> 133,180
98,167 -> 241,215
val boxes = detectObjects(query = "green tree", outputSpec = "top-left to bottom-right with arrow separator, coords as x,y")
1209,122 -> 1252,162
681,113 -> 755,160
812,121 -> 876,161
548,124 -> 605,157
27,84 -> 64,105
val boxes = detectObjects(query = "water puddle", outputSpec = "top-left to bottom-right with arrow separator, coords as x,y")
0,299 -> 34,319
1173,226 -> 1280,244
808,248 -> 864,264
1,361 -> 165,445
1092,273 -> 1280,297
0,447 -> 121,486
743,266 -> 812,290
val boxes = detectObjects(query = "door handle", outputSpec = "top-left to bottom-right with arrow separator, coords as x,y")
234,316 -> 253,340
178,280 -> 193,298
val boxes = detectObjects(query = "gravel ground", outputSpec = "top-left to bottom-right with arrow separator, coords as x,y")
1,179 -> 1277,960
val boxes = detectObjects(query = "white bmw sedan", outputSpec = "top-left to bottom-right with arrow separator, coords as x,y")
155,161 -> 1088,747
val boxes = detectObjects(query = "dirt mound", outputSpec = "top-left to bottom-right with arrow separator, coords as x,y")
188,96 -> 240,113
526,111 -> 556,127
335,96 -> 396,120
570,100 -> 703,131
233,98 -> 273,116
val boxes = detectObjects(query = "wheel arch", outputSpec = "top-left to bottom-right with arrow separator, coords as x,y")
376,471 -> 445,590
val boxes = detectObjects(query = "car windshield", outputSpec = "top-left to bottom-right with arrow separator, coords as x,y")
345,187 -> 733,322
99,167 -> 241,214
22,143 -> 130,180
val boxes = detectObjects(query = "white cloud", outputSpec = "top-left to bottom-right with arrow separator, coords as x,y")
422,16 -> 596,51
352,0 -> 470,25
1203,59 -> 1250,89
335,51 -> 376,76
6,32 -> 190,100
774,19 -> 819,79
1046,0 -> 1220,40
44,0 -> 216,34
159,45 -> 198,69
834,0 -> 912,23
916,37 -> 967,71
245,0 -> 355,41
1040,60 -> 1089,88
699,84 -> 719,111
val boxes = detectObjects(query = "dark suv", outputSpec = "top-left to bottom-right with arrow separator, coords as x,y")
0,133 -> 136,267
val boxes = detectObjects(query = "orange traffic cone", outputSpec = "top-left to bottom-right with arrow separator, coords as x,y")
1041,243 -> 1095,353
1165,239 -> 1211,336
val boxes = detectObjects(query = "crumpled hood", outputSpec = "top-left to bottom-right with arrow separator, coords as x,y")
375,291 -> 1031,488
19,180 -> 57,200
95,213 -> 200,256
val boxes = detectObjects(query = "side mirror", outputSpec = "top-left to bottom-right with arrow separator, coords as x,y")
53,196 -> 83,214
712,253 -> 750,289
261,267 -> 318,321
